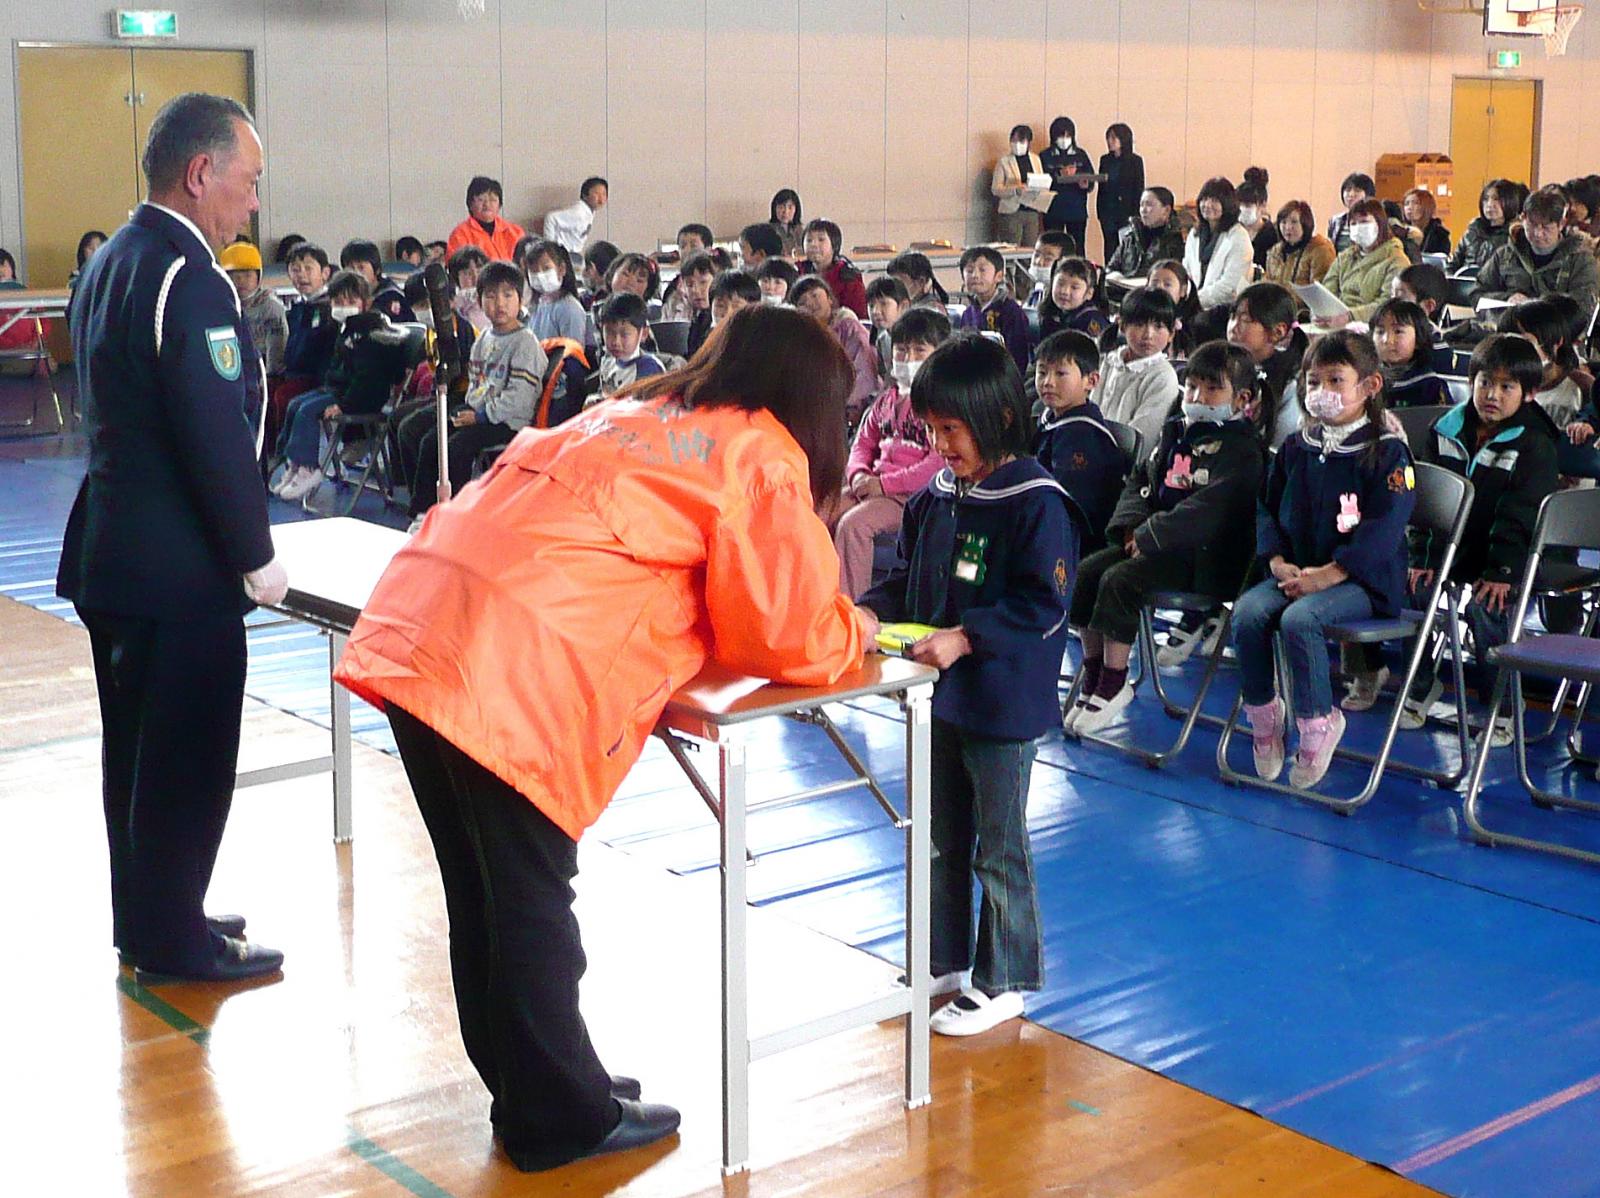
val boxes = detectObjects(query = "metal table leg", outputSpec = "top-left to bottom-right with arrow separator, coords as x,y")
903,685 -> 932,1109
719,733 -> 750,1175
330,631 -> 353,843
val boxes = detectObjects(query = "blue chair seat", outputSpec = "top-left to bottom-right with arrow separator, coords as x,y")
1534,562 -> 1600,595
1326,610 -> 1424,644
1488,634 -> 1600,686
1147,590 -> 1225,613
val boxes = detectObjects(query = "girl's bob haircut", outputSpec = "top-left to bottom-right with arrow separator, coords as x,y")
909,333 -> 1033,465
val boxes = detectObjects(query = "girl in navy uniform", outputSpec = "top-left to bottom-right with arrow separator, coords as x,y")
1234,331 -> 1416,788
1036,257 -> 1109,345
1372,298 -> 1451,409
859,334 -> 1077,1037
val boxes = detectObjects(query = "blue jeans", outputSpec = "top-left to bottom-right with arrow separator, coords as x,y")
1232,578 -> 1374,718
929,720 -> 1042,995
1558,439 -> 1600,480
276,387 -> 335,469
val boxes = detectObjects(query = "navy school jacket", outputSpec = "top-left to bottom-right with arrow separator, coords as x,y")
1257,422 -> 1416,617
859,458 -> 1079,740
1412,400 -> 1559,584
1385,361 -> 1454,409
283,292 -> 338,381
57,204 -> 274,618
1034,400 -> 1124,548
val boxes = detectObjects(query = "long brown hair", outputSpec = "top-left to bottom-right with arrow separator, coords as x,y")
620,305 -> 851,501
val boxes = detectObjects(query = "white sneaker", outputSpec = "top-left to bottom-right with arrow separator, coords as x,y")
898,969 -> 969,998
1071,680 -> 1136,734
1062,694 -> 1089,732
1289,709 -> 1348,789
1399,678 -> 1444,730
1156,614 -> 1224,668
1341,666 -> 1391,712
277,465 -> 323,502
1244,697 -> 1286,782
929,988 -> 1025,1037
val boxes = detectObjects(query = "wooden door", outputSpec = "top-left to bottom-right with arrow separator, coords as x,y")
1448,77 -> 1541,243
129,48 -> 253,207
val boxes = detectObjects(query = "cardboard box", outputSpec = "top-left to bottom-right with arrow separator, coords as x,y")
1376,152 -> 1454,225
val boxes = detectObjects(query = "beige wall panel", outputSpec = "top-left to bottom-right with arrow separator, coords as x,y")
887,0 -> 967,79
605,67 -> 707,251
798,0 -> 887,77
1251,0 -> 1318,84
1312,0 -> 1376,89
606,0 -> 705,67
1250,80 -> 1317,208
1369,53 -> 1434,163
885,83 -> 969,225
1539,85 -> 1583,185
967,0 -> 1047,81
797,71 -> 886,235
705,71 -> 799,239
1309,82 -> 1379,210
705,0 -> 797,65
1115,0 -> 1190,80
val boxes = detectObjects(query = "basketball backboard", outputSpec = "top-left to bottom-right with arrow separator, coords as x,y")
1484,0 -> 1558,35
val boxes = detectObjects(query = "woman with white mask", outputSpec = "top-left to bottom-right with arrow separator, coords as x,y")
990,123 -> 1044,247
1316,199 -> 1410,328
1237,165 -> 1278,270
1042,116 -> 1095,256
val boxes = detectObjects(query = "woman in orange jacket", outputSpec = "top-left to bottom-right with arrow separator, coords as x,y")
334,305 -> 876,1172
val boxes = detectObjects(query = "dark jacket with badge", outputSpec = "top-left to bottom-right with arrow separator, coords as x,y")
370,276 -> 416,324
1413,399 -> 1560,584
283,291 -> 338,381
1035,401 -> 1124,548
859,458 -> 1078,740
57,204 -> 273,618
1107,412 -> 1265,596
1258,422 -> 1416,617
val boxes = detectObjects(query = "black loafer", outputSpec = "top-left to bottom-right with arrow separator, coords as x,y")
610,1074 -> 642,1101
134,936 -> 284,985
502,1100 -> 680,1173
207,914 -> 247,939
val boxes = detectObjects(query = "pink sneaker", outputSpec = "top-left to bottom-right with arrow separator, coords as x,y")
1244,697 -> 1285,782
1290,709 -> 1347,789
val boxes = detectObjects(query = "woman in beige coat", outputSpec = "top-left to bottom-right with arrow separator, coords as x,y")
1263,200 -> 1337,289
991,123 -> 1045,247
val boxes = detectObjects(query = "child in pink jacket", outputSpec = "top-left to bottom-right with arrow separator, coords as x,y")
794,275 -> 881,427
831,306 -> 953,596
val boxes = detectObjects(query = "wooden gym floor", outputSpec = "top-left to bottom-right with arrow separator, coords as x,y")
0,596 -> 1432,1196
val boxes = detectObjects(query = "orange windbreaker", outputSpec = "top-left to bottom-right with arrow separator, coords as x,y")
444,215 -> 528,262
333,394 -> 870,840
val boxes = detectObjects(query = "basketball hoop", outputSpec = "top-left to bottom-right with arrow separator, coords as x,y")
1522,3 -> 1583,55
456,0 -> 486,18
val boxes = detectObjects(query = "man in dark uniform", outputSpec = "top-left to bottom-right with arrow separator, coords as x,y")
57,93 -> 288,983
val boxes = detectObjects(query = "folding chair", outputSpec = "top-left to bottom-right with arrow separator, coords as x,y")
1393,405 -> 1450,455
1462,488 -> 1600,862
1215,464 -> 1475,812
1105,419 -> 1144,473
311,322 -> 430,516
1062,588 -> 1238,768
650,320 -> 691,357
0,311 -> 67,434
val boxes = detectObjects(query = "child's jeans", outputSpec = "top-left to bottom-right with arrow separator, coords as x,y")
1232,578 -> 1374,718
277,387 -> 336,469
929,719 -> 1043,996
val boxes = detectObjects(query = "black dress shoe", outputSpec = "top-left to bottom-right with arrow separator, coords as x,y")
207,914 -> 247,939
502,1100 -> 680,1173
610,1074 -> 642,1101
134,936 -> 284,985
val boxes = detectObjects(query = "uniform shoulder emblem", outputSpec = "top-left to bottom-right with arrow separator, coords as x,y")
1388,464 -> 1415,493
1054,558 -> 1069,596
205,326 -> 242,381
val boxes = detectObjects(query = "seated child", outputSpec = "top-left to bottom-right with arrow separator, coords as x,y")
957,246 -> 1031,373
423,240 -> 448,265
831,306 -> 952,597
1090,287 -> 1181,453
273,270 -> 409,501
756,257 -> 800,305
1034,329 -> 1123,549
1227,282 -> 1308,448
275,241 -> 336,410
1373,298 -> 1452,408
857,333 -> 1076,1037
445,245 -> 491,335
594,292 -> 665,401
408,261 -> 548,522
702,269 -> 761,354
1397,334 -> 1559,742
1235,330 -> 1416,786
1145,258 -> 1201,363
1037,256 -> 1108,344
1066,341 -> 1266,733
523,239 -> 588,344
581,240 -> 619,303
1025,230 -> 1075,306
1391,263 -> 1467,375
866,276 -> 911,379
607,252 -> 663,319
220,241 -> 287,380
793,276 -> 879,426
395,236 -> 425,267
886,251 -> 950,311
1499,298 -> 1589,431
340,238 -> 414,322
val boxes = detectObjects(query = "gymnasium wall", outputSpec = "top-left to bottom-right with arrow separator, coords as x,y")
2,0 -> 1598,271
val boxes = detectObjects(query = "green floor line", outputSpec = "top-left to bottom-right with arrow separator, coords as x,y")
114,973 -> 210,1046
1066,1098 -> 1103,1116
347,1135 -> 457,1198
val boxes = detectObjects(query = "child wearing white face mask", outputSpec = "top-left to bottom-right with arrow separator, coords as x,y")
1024,231 -> 1074,306
521,239 -> 588,344
829,307 -> 952,598
1232,331 -> 1415,788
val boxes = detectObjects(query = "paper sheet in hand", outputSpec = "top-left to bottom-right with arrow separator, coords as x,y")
1475,296 -> 1513,314
1294,282 -> 1352,322
1026,172 -> 1053,190
1019,187 -> 1055,214
875,622 -> 940,656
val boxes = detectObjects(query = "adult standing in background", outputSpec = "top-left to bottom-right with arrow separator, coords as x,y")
446,175 -> 526,260
543,176 -> 608,256
991,124 -> 1044,247
56,92 -> 287,984
769,189 -> 805,257
1096,123 -> 1143,261
1041,117 -> 1094,256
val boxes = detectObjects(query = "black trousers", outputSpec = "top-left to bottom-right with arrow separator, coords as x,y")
394,401 -> 444,498
78,606 -> 246,972
408,419 -> 513,518
386,706 -> 618,1169
1069,544 -> 1196,645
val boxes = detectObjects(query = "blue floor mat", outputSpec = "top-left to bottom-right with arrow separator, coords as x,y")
10,446 -> 1600,1196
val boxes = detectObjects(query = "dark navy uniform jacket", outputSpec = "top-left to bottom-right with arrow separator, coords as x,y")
859,458 -> 1078,741
1258,422 -> 1416,617
1035,400 -> 1124,548
57,204 -> 274,619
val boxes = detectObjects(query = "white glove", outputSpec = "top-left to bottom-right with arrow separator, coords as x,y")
242,556 -> 289,607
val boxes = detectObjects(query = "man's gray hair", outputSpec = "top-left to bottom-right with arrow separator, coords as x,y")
141,93 -> 254,192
